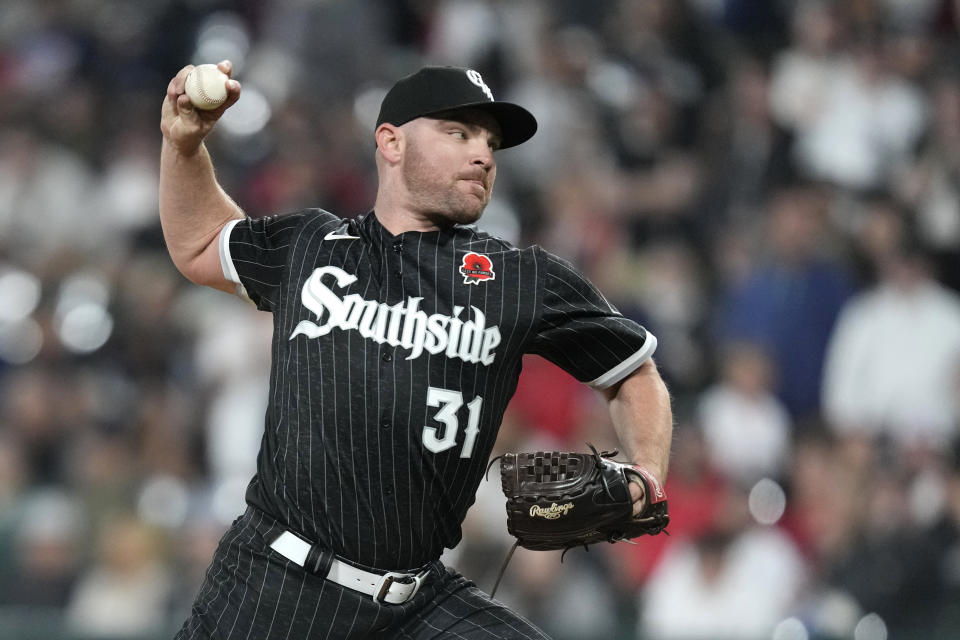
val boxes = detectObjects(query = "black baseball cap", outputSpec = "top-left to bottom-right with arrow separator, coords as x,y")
376,66 -> 537,149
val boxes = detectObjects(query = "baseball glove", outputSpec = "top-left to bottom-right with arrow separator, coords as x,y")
499,444 -> 669,552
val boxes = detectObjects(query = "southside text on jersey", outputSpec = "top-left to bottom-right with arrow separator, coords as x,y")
290,265 -> 502,365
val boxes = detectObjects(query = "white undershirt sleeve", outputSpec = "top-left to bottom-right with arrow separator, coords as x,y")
588,332 -> 658,389
218,218 -> 243,284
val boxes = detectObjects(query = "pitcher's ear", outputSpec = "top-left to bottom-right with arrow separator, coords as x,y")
375,123 -> 403,163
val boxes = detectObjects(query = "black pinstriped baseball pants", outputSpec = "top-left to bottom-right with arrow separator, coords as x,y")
175,506 -> 550,639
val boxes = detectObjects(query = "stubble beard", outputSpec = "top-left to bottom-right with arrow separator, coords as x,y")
401,142 -> 488,228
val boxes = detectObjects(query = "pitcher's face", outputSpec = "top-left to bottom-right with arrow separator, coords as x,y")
400,110 -> 501,226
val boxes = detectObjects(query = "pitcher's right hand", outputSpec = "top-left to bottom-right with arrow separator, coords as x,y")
161,60 -> 241,156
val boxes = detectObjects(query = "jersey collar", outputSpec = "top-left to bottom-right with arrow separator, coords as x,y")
361,210 -> 473,248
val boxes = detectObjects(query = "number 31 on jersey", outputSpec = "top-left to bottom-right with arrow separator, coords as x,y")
423,387 -> 482,458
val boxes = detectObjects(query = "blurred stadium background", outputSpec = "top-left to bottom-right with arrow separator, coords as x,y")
2,0 -> 960,638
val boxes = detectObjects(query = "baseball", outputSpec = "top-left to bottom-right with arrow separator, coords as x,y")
184,64 -> 229,110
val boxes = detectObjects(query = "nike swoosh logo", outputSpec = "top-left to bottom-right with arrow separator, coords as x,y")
324,231 -> 360,241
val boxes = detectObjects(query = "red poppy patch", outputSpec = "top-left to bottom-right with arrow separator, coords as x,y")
459,252 -> 495,285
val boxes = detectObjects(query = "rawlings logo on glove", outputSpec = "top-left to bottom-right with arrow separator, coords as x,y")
529,503 -> 575,519
499,445 -> 669,552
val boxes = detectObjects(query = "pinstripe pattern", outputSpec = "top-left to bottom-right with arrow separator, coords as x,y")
176,506 -> 549,639
177,209 -> 655,638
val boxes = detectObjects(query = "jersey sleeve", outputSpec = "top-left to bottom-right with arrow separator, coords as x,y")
526,248 -> 657,389
218,212 -> 305,311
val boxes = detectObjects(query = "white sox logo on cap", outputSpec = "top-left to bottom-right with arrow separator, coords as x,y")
466,70 -> 494,101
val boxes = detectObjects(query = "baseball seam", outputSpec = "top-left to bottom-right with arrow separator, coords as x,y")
191,69 -> 223,106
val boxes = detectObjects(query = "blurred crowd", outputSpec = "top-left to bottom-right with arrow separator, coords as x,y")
2,0 -> 960,638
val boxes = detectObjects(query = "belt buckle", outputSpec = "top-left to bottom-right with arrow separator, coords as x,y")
373,570 -> 425,605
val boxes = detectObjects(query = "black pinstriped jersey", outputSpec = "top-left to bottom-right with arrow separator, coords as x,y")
217,209 -> 657,570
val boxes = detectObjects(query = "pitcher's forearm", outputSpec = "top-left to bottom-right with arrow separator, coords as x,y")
605,359 -> 673,481
159,138 -> 244,279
